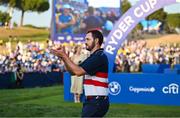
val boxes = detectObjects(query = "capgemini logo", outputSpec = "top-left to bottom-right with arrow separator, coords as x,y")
129,86 -> 155,93
162,83 -> 179,94
109,81 -> 121,95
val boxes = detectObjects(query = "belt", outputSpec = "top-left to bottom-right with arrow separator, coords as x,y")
86,96 -> 108,100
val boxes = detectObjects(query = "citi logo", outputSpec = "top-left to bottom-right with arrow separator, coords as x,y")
162,83 -> 179,94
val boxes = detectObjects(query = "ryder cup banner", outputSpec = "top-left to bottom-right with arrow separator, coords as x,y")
104,0 -> 178,72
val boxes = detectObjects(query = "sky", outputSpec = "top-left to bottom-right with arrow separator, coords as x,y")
0,0 -> 180,27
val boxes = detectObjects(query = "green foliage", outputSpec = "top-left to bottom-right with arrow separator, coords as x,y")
0,0 -> 49,26
13,22 -> 18,27
0,11 -> 11,25
0,0 -> 49,12
0,0 -> 16,7
34,0 -> 50,12
15,0 -> 49,12
166,13 -> 180,28
164,13 -> 180,33
121,0 -> 131,14
147,8 -> 167,22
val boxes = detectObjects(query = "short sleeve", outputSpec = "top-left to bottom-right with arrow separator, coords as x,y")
80,55 -> 104,75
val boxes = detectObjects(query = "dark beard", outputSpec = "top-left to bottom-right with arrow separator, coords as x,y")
86,40 -> 95,51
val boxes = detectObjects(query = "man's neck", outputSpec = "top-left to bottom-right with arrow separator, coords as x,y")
90,45 -> 101,54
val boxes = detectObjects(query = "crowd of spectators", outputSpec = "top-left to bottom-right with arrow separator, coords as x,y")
0,39 -> 179,74
0,40 -> 89,73
114,40 -> 180,73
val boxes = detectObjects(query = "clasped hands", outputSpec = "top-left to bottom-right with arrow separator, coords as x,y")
50,45 -> 67,58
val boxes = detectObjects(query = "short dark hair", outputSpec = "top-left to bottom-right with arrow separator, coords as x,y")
87,6 -> 94,15
87,29 -> 104,46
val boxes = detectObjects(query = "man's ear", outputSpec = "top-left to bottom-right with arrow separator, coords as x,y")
95,38 -> 99,45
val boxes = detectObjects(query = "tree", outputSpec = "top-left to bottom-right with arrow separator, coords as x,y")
0,11 -> 11,25
166,13 -> 180,28
147,8 -> 167,22
165,13 -> 180,33
0,0 -> 49,26
121,0 -> 131,14
0,0 -> 16,7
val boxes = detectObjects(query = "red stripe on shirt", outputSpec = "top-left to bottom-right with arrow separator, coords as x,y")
84,80 -> 108,88
95,72 -> 108,78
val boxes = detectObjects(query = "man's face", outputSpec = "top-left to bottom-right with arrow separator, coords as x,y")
64,8 -> 70,15
85,32 -> 95,51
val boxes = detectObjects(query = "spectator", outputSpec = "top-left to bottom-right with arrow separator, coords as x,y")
80,6 -> 103,33
123,59 -> 130,72
70,45 -> 87,103
56,4 -> 76,34
16,64 -> 24,88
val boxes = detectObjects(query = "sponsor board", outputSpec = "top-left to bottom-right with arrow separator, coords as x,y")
109,81 -> 121,95
129,86 -> 155,93
162,83 -> 179,94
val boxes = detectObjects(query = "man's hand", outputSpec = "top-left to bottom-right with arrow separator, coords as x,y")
50,46 -> 67,58
51,45 -> 86,76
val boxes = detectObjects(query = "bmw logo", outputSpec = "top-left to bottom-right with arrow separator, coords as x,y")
109,81 -> 121,95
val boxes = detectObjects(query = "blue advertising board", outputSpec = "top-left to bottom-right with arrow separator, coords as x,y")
108,73 -> 180,106
64,72 -> 180,106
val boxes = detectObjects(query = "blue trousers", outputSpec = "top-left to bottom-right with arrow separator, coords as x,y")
81,96 -> 109,117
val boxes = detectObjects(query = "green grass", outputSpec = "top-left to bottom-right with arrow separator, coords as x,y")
0,86 -> 180,117
0,27 -> 49,54
0,27 -> 49,43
